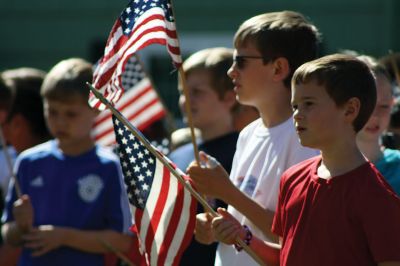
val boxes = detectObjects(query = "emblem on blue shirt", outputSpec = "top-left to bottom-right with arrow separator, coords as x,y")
78,174 -> 104,203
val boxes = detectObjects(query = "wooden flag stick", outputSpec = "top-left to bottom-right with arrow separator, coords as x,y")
0,124 -> 22,197
88,83 -> 265,266
177,68 -> 201,164
98,237 -> 135,266
167,0 -> 201,165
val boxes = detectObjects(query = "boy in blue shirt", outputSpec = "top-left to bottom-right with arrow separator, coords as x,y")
2,58 -> 132,266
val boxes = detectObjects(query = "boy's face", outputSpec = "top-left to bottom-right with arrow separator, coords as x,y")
179,69 -> 233,132
357,73 -> 393,143
228,42 -> 274,107
44,97 -> 97,148
291,81 -> 348,149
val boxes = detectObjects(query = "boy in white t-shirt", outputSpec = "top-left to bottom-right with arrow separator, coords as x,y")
187,11 -> 320,265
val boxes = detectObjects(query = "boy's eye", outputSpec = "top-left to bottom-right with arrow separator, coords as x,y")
234,56 -> 246,69
234,55 -> 270,70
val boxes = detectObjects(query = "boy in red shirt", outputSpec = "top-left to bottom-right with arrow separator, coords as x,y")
211,54 -> 400,266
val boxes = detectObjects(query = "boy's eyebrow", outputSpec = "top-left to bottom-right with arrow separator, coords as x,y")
298,96 -> 316,100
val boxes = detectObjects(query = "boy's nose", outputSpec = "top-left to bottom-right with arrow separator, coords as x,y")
293,109 -> 303,121
227,63 -> 237,80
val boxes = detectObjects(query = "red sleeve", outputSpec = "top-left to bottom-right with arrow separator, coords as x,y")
359,174 -> 400,262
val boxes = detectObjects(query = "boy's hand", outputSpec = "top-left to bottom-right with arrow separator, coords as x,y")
187,152 -> 233,200
212,208 -> 244,245
194,212 -> 215,245
22,225 -> 66,257
13,195 -> 34,233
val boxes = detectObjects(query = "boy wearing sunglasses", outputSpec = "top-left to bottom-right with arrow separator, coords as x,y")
187,11 -> 320,265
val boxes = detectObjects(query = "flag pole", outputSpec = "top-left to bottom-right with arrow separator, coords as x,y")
0,124 -> 22,197
169,1 -> 201,165
177,68 -> 201,164
87,83 -> 265,266
98,237 -> 135,266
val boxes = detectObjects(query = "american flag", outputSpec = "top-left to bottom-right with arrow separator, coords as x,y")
92,56 -> 166,146
112,115 -> 196,266
89,0 -> 182,110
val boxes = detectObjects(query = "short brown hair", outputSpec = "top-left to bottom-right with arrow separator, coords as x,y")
182,47 -> 234,99
41,58 -> 92,103
234,11 -> 320,88
0,76 -> 12,111
292,54 -> 377,132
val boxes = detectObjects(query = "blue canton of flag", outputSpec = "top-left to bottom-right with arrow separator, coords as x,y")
121,56 -> 145,88
121,0 -> 175,36
114,115 -> 156,209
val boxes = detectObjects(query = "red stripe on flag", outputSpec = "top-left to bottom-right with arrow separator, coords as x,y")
93,102 -> 164,143
103,14 -> 167,62
135,209 -> 144,233
167,44 -> 181,57
173,184 -> 198,265
103,21 -> 129,61
136,110 -> 165,131
157,178 -> 185,265
144,166 -> 170,262
93,83 -> 153,127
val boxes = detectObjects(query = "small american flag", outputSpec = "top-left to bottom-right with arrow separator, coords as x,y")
112,115 -> 196,266
89,0 -> 182,110
92,56 -> 166,146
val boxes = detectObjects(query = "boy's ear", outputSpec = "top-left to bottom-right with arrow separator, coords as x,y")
344,97 -> 361,122
271,57 -> 290,82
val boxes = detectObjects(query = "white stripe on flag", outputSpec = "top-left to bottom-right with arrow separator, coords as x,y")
139,159 -> 164,262
165,185 -> 192,264
150,169 -> 178,265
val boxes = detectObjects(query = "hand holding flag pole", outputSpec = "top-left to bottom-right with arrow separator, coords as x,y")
88,82 -> 265,266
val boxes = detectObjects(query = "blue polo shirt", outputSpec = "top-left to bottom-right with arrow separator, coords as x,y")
2,140 -> 131,266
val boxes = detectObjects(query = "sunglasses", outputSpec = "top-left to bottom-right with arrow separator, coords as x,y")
234,55 -> 270,69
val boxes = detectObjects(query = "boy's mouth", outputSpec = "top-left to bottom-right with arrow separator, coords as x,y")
296,126 -> 306,133
365,125 -> 380,134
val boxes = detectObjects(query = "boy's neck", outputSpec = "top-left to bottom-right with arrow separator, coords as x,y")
356,138 -> 384,163
256,85 -> 293,128
318,139 -> 366,179
259,104 -> 293,128
57,137 -> 95,156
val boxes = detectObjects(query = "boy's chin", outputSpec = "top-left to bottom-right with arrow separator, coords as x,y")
298,138 -> 315,149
